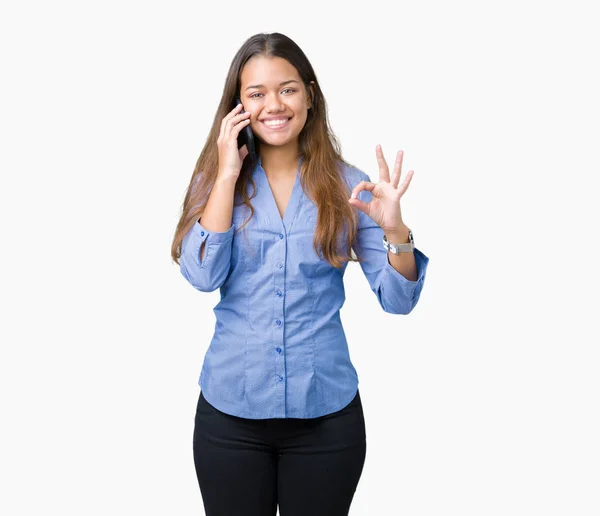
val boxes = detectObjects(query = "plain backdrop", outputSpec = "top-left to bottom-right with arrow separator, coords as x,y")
1,1 -> 599,515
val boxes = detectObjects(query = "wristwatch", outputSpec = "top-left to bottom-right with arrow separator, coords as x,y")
383,228 -> 414,254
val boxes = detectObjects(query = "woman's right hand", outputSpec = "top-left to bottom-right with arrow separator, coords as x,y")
216,103 -> 252,182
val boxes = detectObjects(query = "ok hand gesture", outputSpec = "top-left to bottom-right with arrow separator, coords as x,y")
348,145 -> 414,233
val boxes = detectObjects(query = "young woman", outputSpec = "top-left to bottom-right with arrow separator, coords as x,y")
171,32 -> 429,516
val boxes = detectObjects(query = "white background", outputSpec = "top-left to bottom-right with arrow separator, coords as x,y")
1,0 -> 599,514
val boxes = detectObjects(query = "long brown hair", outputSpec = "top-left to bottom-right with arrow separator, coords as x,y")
171,32 -> 364,269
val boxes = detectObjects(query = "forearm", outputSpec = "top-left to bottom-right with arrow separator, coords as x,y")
385,224 -> 418,282
198,175 -> 237,260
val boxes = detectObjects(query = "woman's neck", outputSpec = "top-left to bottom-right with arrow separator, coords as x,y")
259,146 -> 301,180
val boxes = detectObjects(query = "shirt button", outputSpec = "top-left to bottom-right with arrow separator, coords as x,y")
279,233 -> 284,239
275,319 -> 281,326
276,347 -> 282,353
200,231 -> 204,236
277,262 -> 283,268
277,375 -> 284,382
276,290 -> 282,297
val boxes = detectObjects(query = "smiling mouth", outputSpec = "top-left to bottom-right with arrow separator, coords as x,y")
261,117 -> 291,130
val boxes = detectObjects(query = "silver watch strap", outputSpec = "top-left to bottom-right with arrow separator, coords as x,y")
383,229 -> 414,254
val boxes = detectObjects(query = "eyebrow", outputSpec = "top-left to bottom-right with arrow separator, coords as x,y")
245,80 -> 300,91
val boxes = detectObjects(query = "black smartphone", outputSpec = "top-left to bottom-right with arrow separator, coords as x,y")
234,97 -> 256,161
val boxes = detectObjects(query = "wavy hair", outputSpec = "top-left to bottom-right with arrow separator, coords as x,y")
171,32 -> 363,268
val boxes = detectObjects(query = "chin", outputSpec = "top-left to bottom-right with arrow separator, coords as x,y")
256,132 -> 300,146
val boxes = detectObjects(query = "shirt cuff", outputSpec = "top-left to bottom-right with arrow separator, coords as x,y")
186,218 -> 235,267
194,218 -> 235,244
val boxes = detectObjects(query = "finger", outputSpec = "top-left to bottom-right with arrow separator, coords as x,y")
231,111 -> 251,122
348,197 -> 369,213
391,150 -> 403,188
225,113 -> 251,140
376,144 -> 390,182
350,180 -> 376,199
229,119 -> 250,138
230,102 -> 244,115
220,103 -> 245,138
397,170 -> 414,196
229,120 -> 250,144
225,110 -> 250,129
228,116 -> 250,132
221,102 -> 243,129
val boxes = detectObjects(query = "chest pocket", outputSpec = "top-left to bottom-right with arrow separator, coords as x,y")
232,215 -> 263,272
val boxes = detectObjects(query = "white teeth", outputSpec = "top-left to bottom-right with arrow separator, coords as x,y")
264,118 -> 289,127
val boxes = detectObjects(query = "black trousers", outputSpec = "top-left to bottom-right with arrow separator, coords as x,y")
193,389 -> 367,516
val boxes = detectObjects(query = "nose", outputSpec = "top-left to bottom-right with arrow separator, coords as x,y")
265,92 -> 285,113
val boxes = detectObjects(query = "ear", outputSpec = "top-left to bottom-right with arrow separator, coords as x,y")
307,81 -> 315,109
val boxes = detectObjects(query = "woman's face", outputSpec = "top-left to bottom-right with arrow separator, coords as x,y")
239,56 -> 314,150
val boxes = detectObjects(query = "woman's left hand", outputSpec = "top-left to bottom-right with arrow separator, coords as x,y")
348,145 -> 414,232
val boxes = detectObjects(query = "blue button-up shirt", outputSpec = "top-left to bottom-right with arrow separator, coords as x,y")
180,155 -> 429,419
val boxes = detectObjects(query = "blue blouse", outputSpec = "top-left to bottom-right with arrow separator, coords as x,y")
180,155 -> 429,419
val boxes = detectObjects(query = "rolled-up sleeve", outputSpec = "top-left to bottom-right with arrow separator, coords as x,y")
354,174 -> 430,315
180,219 -> 235,292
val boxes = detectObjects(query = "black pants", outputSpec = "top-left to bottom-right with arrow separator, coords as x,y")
193,389 -> 367,516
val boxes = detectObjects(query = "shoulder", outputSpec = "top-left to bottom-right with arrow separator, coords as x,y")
338,160 -> 371,189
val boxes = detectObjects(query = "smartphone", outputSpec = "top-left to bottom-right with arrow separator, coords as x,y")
234,97 -> 256,161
